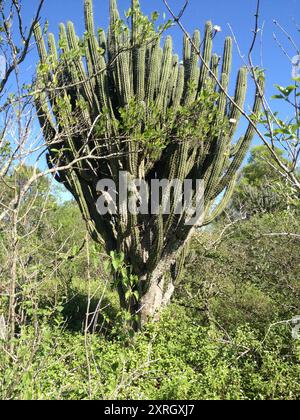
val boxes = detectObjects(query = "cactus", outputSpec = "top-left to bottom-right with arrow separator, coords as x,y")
34,0 -> 263,326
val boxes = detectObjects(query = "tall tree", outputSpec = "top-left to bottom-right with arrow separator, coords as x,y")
34,0 -> 263,326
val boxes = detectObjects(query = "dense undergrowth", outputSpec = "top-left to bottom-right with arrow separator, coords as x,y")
1,209 -> 300,400
1,303 -> 300,400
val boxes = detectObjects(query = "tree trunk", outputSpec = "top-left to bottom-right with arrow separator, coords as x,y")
139,277 -> 175,326
117,235 -> 191,330
117,274 -> 175,329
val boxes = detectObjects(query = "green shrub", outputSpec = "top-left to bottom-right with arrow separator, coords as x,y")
1,305 -> 300,400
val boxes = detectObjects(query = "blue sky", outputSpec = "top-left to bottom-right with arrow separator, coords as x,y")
16,0 -> 299,199
23,0 -> 299,90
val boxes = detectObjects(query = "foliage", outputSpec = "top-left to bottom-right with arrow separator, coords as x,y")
229,146 -> 299,217
1,305 -> 299,400
181,211 -> 300,333
1,189 -> 300,400
1,0 -> 300,402
239,145 -> 286,186
254,76 -> 300,192
268,79 -> 300,147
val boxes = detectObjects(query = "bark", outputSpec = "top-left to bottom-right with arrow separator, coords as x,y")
117,232 -> 193,329
137,232 -> 193,325
140,277 -> 175,325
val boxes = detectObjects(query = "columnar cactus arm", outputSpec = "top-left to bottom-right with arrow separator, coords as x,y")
146,39 -> 161,106
213,79 -> 264,199
203,37 -> 233,199
203,174 -> 237,225
211,53 -> 219,78
59,23 -> 70,53
34,23 -> 48,63
108,0 -> 120,57
131,0 -> 146,102
84,0 -> 107,111
198,21 -> 213,91
166,54 -> 179,109
98,30 -> 107,52
183,34 -> 191,91
34,25 -> 59,148
184,30 -> 200,105
164,144 -> 190,233
68,171 -> 116,248
156,36 -> 173,110
48,33 -> 58,65
133,44 -> 146,102
63,23 -> 97,111
147,211 -> 164,273
34,90 -> 56,150
84,0 -> 96,35
189,31 -> 227,179
172,63 -> 184,109
228,67 -> 247,138
221,37 -> 232,76
171,240 -> 189,284
109,0 -> 132,107
217,37 -> 232,116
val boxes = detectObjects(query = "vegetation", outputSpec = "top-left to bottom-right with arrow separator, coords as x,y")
0,146 -> 300,400
0,0 -> 300,401
230,146 -> 299,217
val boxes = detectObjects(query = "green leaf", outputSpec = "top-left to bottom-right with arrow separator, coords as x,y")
151,11 -> 159,22
271,94 -> 284,100
125,290 -> 132,301
112,260 -> 119,271
274,84 -> 296,96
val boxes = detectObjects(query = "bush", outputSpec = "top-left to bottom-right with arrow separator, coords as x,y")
179,211 -> 300,334
0,304 -> 300,400
1,198 -> 300,400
